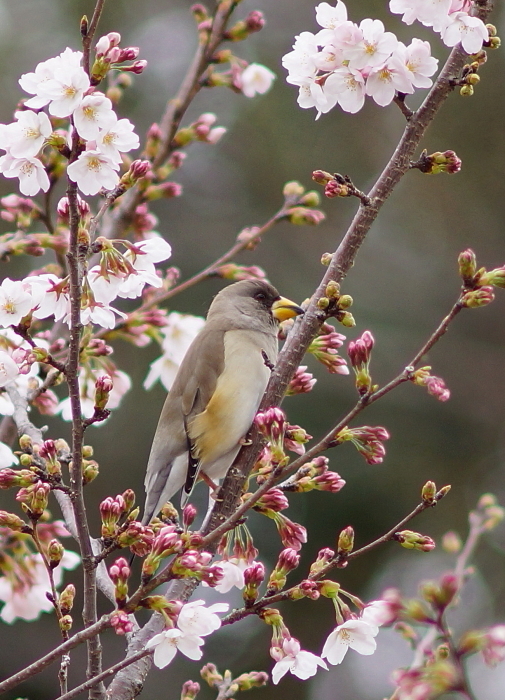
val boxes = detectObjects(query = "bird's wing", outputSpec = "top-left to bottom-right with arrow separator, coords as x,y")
183,329 -> 276,505
142,328 -> 225,523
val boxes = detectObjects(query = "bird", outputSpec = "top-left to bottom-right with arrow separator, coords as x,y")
141,279 -> 304,525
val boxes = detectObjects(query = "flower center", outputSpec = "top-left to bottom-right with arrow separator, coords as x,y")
86,157 -> 102,172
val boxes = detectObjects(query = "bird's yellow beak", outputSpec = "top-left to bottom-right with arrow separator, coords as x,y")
272,296 -> 305,322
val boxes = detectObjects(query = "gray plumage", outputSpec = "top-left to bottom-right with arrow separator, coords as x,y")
142,280 -> 290,525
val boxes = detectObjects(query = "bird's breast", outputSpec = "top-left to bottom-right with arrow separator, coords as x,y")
188,329 -> 277,464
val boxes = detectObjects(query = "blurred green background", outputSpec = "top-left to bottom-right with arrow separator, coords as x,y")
0,0 -> 505,698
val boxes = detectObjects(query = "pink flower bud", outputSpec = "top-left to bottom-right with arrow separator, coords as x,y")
110,610 -> 134,635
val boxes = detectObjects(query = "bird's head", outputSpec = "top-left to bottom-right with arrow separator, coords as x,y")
208,280 -> 304,331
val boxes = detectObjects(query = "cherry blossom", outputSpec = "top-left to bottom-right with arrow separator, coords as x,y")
324,66 -> 366,113
321,618 -> 379,665
204,558 -> 247,594
27,274 -> 70,322
73,93 -> 116,141
177,600 -> 229,637
0,440 -> 18,468
0,278 -> 35,327
144,312 -> 206,391
442,12 -> 489,53
96,115 -> 140,164
57,369 -> 131,422
282,32 -> 319,82
240,63 -> 276,98
0,551 -> 80,623
396,39 -> 439,88
347,19 -> 398,70
0,154 -> 50,196
145,628 -> 205,668
0,110 -> 52,159
365,55 -> 414,107
271,637 -> 328,684
67,150 -> 119,195
33,49 -> 90,118
0,350 -> 20,387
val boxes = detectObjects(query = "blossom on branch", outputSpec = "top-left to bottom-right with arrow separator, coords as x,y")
322,618 -> 379,665
271,637 -> 328,684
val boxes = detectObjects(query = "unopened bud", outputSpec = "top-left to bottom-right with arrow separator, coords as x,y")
283,181 -> 305,198
59,584 -> 76,614
460,84 -> 474,97
59,614 -> 73,631
312,170 -> 333,185
338,294 -> 353,309
441,531 -> 462,553
489,36 -> 501,50
337,526 -> 354,555
48,539 -> 64,567
321,252 -> 332,266
395,530 -> 435,552
422,480 -> 437,504
200,663 -> 223,687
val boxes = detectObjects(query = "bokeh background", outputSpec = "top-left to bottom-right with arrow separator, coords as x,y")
1,0 -> 505,698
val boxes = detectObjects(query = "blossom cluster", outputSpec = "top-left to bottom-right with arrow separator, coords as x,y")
283,1 -> 488,117
0,41 -> 141,196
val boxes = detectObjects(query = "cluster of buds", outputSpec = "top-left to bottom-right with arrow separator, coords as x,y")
243,562 -> 265,605
215,263 -> 267,282
1,193 -> 40,230
141,525 -> 185,578
0,510 -> 31,532
0,467 -> 38,489
394,530 -> 436,552
472,493 -> 505,532
410,366 -> 450,402
93,374 -> 113,415
16,480 -> 50,519
412,149 -> 462,174
255,407 -> 287,463
309,548 -> 335,577
180,680 -> 200,700
109,557 -> 131,607
116,520 -> 154,557
333,426 -> 390,465
99,490 -> 135,538
171,550 -> 224,587
391,660 -> 460,700
286,365 -> 316,395
419,573 -> 458,612
347,331 -> 375,395
91,31 -> 146,84
312,171 -> 371,208
173,113 -> 226,148
282,181 -> 325,226
267,548 -> 300,593
316,285 -> 355,328
458,248 -> 505,296
283,456 -> 346,494
224,10 -> 265,41
308,323 -> 349,374
110,609 -> 134,636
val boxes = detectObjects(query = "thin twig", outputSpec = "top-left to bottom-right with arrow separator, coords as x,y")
0,616 -> 111,695
82,0 -> 107,76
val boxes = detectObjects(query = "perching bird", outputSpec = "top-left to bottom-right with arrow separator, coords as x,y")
142,279 -> 303,525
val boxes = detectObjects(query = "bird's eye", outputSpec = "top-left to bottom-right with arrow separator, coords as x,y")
254,292 -> 266,302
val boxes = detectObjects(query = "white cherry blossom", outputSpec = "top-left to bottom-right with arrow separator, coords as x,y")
396,39 -> 438,88
145,628 -> 205,668
0,440 -> 18,468
442,12 -> 488,53
73,93 -> 116,141
321,619 -> 379,665
347,18 -> 398,70
282,32 -> 319,82
0,278 -> 35,327
240,63 -> 276,98
203,558 -> 247,594
1,111 -> 52,159
271,637 -> 328,684
0,551 -> 79,623
177,600 -> 229,637
28,274 -> 70,322
67,150 -> 119,195
144,312 -> 206,391
324,67 -> 366,113
365,55 -> 414,107
0,350 -> 20,388
96,116 -> 140,164
37,49 -> 90,118
0,154 -> 50,196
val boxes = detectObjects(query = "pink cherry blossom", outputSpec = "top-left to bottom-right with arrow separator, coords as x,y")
145,628 -> 205,668
442,12 -> 488,54
324,67 -> 366,113
366,55 -> 414,107
0,111 -> 52,159
396,39 -> 438,88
